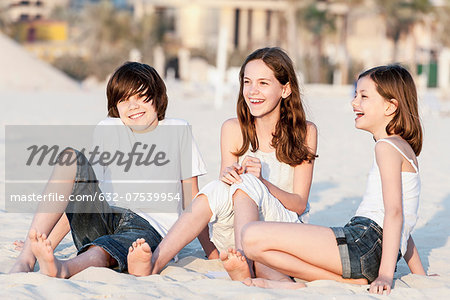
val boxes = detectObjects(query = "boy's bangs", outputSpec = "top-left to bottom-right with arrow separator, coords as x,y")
121,79 -> 153,102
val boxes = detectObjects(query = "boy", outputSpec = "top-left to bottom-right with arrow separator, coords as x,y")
9,62 -> 208,278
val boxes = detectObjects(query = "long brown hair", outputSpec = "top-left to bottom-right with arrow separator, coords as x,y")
358,65 -> 423,155
234,47 -> 316,166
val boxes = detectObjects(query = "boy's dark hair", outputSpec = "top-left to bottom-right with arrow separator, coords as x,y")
107,62 -> 168,121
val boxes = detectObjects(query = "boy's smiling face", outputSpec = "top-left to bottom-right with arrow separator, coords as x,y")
116,93 -> 158,133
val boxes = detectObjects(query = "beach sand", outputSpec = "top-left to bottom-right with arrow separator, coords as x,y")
1,79 -> 449,299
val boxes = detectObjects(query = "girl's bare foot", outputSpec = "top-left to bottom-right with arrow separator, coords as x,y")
8,259 -> 34,273
220,248 -> 251,281
127,238 -> 152,277
29,229 -> 67,278
243,277 -> 306,289
13,240 -> 25,251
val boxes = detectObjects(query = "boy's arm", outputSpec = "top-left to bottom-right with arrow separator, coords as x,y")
404,235 -> 426,275
182,176 -> 219,259
181,176 -> 198,210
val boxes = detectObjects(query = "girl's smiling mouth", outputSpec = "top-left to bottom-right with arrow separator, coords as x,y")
249,98 -> 264,104
354,110 -> 364,120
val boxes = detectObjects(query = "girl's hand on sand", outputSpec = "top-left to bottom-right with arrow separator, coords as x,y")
220,163 -> 243,185
241,156 -> 262,180
369,275 -> 393,295
13,240 -> 24,251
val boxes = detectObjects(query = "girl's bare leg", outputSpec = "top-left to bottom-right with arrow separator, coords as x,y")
242,221 -> 368,285
219,190 -> 258,280
9,153 -> 77,273
13,214 -> 70,251
222,189 -> 292,282
150,195 -> 213,274
29,228 -> 114,278
197,225 -> 219,259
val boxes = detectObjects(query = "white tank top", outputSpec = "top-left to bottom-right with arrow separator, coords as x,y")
355,139 -> 420,255
238,148 -> 310,216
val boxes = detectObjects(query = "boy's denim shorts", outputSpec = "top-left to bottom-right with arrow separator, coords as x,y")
330,216 -> 401,283
63,148 -> 162,272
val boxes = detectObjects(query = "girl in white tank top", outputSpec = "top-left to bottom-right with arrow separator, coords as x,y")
143,48 -> 318,282
239,65 -> 430,294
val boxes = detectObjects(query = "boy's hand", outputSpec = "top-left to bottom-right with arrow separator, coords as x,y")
241,156 -> 262,180
220,163 -> 243,185
369,275 -> 393,295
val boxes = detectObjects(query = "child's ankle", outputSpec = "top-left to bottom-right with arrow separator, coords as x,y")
11,257 -> 36,273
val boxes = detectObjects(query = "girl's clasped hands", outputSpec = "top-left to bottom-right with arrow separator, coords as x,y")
220,156 -> 262,185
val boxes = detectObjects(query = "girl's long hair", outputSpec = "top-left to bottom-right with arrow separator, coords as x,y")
234,47 -> 316,166
358,65 -> 423,155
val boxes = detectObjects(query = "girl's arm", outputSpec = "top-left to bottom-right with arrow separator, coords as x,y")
219,119 -> 243,184
370,141 -> 404,295
404,235 -> 426,275
248,122 -> 318,214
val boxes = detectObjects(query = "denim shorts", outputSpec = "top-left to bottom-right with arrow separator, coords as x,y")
330,216 -> 401,283
63,148 -> 162,272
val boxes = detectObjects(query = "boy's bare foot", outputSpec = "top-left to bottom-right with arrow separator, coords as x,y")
220,248 -> 251,281
29,229 -> 66,278
127,238 -> 152,277
243,277 -> 306,289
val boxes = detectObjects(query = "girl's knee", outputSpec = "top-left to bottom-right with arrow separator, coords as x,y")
193,194 -> 210,209
191,194 -> 213,217
231,175 -> 264,206
241,222 -> 265,258
232,189 -> 252,204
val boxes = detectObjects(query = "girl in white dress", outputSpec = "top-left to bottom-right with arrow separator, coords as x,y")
127,47 -> 317,282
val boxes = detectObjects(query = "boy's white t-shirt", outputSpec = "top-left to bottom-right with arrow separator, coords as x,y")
92,117 -> 207,237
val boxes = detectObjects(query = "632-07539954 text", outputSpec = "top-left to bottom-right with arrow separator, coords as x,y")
9,192 -> 181,202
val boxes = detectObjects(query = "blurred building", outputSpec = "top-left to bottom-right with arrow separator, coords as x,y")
127,0 -> 300,84
2,0 -> 82,63
129,0 -> 296,52
3,0 -> 69,22
15,20 -> 67,42
1,0 -> 448,88
70,0 -> 130,10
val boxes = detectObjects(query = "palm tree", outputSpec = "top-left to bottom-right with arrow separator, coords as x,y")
376,0 -> 433,62
71,1 -> 163,80
434,0 -> 450,47
298,1 -> 336,83
331,0 -> 365,84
